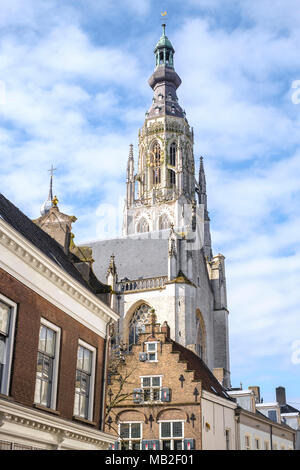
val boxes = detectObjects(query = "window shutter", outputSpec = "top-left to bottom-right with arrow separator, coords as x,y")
152,440 -> 160,450
142,440 -> 150,450
161,387 -> 171,402
139,352 -> 148,362
142,440 -> 160,450
133,388 -> 142,403
184,439 -> 195,450
109,441 -> 119,450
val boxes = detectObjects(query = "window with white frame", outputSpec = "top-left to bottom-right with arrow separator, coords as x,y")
141,376 -> 161,402
160,421 -> 184,450
34,319 -> 60,409
119,422 -> 142,450
0,295 -> 17,396
74,340 -> 96,420
145,342 -> 158,361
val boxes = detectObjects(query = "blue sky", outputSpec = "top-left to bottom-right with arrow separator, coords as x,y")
0,0 -> 300,406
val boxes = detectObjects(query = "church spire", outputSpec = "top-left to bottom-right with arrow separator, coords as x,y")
198,157 -> 207,213
40,165 -> 56,216
198,157 -> 212,260
126,144 -> 135,207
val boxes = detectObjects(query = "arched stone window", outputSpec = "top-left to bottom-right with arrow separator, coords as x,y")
151,141 -> 161,185
169,169 -> 176,186
129,304 -> 152,348
196,310 -> 206,361
159,213 -> 171,230
170,143 -> 176,166
137,217 -> 149,233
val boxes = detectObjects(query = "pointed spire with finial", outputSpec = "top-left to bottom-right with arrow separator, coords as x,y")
127,144 -> 134,181
40,165 -> 57,216
107,254 -> 117,276
198,157 -> 208,218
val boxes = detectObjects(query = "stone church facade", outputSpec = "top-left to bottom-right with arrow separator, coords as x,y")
88,25 -> 231,388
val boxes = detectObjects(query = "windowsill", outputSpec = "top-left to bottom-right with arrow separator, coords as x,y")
72,415 -> 97,427
0,393 -> 14,401
33,403 -> 61,416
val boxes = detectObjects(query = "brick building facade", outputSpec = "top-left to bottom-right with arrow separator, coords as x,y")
106,315 -> 236,450
0,193 -> 118,449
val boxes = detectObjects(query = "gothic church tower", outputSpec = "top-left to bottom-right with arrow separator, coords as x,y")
123,25 -> 196,236
88,25 -> 231,388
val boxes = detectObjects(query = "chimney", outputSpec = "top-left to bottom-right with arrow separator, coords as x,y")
276,386 -> 286,406
248,386 -> 261,403
161,321 -> 170,339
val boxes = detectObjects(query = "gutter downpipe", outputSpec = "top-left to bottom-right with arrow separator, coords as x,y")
270,423 -> 273,450
100,319 -> 113,432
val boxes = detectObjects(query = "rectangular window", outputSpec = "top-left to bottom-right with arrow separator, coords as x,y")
119,422 -> 142,450
268,409 -> 278,422
244,435 -> 251,450
34,319 -> 60,409
145,342 -> 158,362
160,421 -> 184,450
255,438 -> 260,450
0,295 -> 17,396
141,376 -> 161,402
74,340 -> 96,421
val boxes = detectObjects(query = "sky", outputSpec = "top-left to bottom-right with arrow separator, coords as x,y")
0,0 -> 300,405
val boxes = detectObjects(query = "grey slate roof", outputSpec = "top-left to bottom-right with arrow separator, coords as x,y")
0,193 -> 110,294
88,237 -> 169,282
280,404 -> 300,414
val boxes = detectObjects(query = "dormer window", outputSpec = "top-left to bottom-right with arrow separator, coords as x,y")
168,92 -> 172,101
171,105 -> 176,114
158,93 -> 164,100
155,106 -> 161,115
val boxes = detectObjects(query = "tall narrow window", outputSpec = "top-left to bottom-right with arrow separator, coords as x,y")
225,429 -> 231,450
152,142 -> 161,185
34,319 -> 60,409
170,143 -> 176,166
74,341 -> 96,420
169,169 -> 176,186
0,296 -> 17,396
